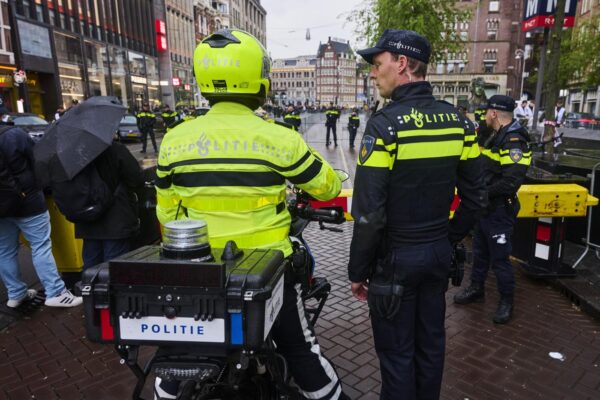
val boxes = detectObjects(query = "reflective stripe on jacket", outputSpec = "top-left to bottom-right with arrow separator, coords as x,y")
156,101 -> 341,256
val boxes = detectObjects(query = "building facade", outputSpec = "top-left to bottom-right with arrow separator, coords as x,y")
315,37 -> 359,108
271,56 -> 316,106
212,0 -> 230,31
194,0 -> 218,42
565,0 -> 599,116
228,0 -> 266,45
0,0 -> 17,111
166,0 -> 195,108
9,0 -> 162,119
428,0 -> 525,109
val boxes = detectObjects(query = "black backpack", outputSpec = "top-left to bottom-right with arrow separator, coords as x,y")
51,162 -> 114,223
0,126 -> 25,218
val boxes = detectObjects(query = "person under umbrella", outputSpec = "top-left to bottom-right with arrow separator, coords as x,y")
34,96 -> 144,268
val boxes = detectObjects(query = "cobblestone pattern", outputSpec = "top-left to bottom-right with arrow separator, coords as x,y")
1,223 -> 600,399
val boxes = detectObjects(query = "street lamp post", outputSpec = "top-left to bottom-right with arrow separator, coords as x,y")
515,49 -> 527,100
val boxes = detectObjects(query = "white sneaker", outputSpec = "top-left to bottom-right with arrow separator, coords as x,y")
6,289 -> 38,308
44,289 -> 83,307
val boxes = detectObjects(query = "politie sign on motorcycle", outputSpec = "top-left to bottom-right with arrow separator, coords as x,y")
118,316 -> 226,343
522,0 -> 577,32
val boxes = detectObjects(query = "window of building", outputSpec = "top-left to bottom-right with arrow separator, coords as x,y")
436,63 -> 444,74
484,63 -> 494,73
581,0 -> 592,14
489,1 -> 499,13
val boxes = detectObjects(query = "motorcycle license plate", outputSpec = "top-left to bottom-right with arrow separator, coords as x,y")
119,316 -> 225,343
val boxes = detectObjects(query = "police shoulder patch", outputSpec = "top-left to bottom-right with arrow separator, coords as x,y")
509,148 -> 523,163
359,135 -> 376,164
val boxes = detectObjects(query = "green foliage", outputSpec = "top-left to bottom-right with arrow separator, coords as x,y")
559,14 -> 600,88
347,0 -> 473,63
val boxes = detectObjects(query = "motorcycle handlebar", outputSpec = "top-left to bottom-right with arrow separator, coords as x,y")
301,206 -> 345,224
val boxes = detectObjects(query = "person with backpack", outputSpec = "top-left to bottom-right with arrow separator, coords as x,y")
73,134 -> 144,269
0,107 -> 82,308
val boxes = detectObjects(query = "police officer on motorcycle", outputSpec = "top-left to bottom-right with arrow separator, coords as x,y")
348,29 -> 487,400
454,95 -> 531,324
155,29 -> 349,400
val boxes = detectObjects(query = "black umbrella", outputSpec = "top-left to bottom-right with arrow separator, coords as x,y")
34,96 -> 127,185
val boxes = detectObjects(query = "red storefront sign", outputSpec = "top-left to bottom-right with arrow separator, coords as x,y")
522,0 -> 578,32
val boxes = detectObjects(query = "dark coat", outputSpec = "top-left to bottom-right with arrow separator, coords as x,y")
74,142 -> 144,240
0,125 -> 46,217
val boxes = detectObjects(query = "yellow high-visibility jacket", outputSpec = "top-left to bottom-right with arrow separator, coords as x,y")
156,101 -> 341,256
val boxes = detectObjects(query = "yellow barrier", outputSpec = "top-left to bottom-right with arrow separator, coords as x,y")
46,197 -> 84,272
330,184 -> 599,221
517,184 -> 599,218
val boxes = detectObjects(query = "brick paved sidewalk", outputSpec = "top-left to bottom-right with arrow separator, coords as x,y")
1,223 -> 600,399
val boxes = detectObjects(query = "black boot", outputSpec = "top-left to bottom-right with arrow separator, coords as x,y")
493,295 -> 514,324
453,282 -> 485,304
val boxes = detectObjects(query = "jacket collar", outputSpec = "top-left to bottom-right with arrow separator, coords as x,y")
390,81 -> 434,102
209,102 -> 253,115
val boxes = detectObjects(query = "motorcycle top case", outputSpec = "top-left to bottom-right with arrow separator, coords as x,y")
82,245 -> 288,350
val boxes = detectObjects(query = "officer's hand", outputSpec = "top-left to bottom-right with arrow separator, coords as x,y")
351,281 -> 368,301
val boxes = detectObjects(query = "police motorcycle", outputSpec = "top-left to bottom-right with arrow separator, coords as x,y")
81,171 -> 349,400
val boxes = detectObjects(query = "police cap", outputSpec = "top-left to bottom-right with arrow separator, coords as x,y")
486,95 -> 516,112
357,29 -> 431,64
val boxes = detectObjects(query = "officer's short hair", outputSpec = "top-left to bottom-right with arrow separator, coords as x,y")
391,53 -> 428,78
494,109 -> 513,120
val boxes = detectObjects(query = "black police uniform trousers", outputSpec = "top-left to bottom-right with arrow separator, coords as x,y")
141,128 -> 157,152
348,127 -> 358,147
156,282 -> 342,400
470,201 -> 520,296
371,239 -> 451,400
326,124 -> 337,145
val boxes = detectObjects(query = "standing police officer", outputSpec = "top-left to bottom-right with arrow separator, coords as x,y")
136,103 -> 157,153
160,104 -> 179,129
454,95 -> 531,324
155,29 -> 348,400
349,29 -> 487,400
347,109 -> 360,148
324,102 -> 340,146
283,105 -> 301,131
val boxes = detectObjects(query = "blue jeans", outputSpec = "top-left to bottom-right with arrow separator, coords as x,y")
0,211 -> 65,300
82,239 -> 131,269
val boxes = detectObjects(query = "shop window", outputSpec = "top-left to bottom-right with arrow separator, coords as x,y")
55,32 -> 85,107
85,41 -> 110,98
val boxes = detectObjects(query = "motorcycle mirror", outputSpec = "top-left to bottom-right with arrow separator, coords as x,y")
334,169 -> 349,182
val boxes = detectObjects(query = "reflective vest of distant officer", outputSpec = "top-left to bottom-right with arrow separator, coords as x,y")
283,106 -> 301,131
136,104 -> 157,153
160,106 -> 179,129
348,111 -> 360,148
473,107 -> 488,146
324,103 -> 340,146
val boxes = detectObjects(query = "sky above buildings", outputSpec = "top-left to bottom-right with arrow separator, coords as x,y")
261,0 -> 365,59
